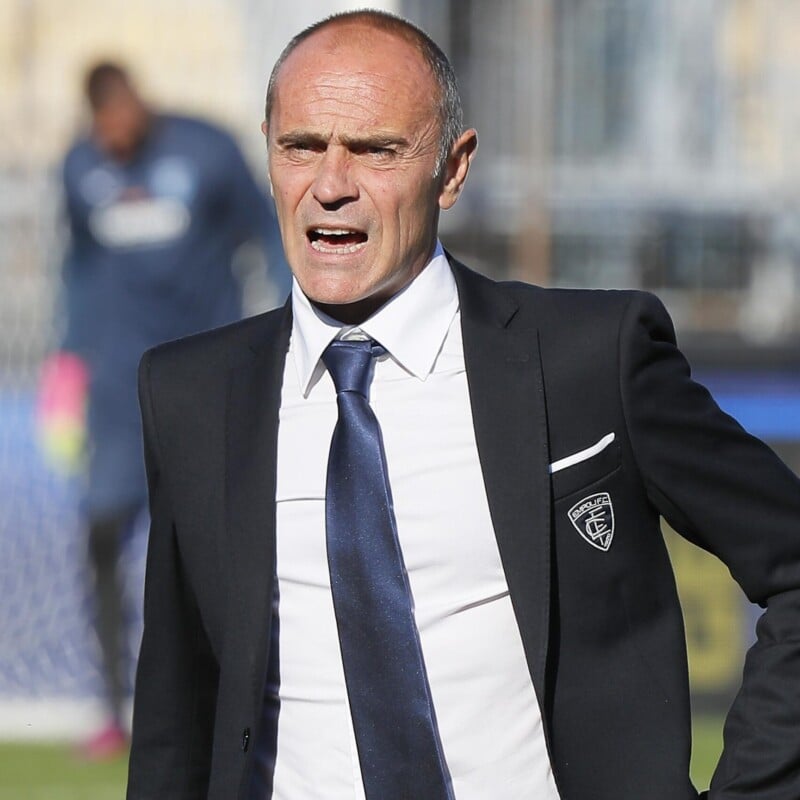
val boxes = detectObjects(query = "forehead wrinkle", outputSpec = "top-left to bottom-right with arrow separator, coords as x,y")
305,74 -> 420,112
281,85 -> 434,145
279,82 -> 405,131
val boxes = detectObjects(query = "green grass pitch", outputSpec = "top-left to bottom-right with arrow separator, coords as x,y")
0,742 -> 128,800
0,717 -> 724,798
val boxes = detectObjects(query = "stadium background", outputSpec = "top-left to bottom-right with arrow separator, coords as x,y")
2,0 -> 800,794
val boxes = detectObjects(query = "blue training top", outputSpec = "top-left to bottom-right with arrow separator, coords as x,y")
60,113 -> 290,515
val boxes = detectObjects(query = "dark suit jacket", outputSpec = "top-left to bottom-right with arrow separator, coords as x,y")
127,258 -> 800,800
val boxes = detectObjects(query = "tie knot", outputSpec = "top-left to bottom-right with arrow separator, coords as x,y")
323,338 -> 383,397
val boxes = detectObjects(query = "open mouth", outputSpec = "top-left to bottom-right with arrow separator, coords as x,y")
307,227 -> 368,254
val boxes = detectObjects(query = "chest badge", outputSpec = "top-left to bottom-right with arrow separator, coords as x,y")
568,492 -> 615,551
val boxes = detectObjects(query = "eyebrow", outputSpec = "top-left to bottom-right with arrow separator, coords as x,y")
275,131 -> 410,150
343,133 -> 409,150
275,131 -> 326,148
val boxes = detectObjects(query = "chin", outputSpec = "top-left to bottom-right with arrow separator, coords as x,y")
296,265 -> 366,296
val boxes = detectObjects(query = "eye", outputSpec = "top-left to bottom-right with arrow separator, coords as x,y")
361,145 -> 396,161
280,139 -> 325,156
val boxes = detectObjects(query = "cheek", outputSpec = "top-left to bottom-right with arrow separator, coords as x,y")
370,185 -> 415,238
396,188 -> 437,242
268,164 -> 306,211
273,190 -> 294,220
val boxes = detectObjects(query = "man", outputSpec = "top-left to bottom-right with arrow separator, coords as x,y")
127,10 -> 800,800
48,61 -> 289,757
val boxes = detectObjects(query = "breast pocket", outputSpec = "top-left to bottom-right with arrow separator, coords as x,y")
551,435 -> 627,587
550,433 -> 622,501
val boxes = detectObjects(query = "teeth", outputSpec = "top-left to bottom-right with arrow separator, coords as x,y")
313,228 -> 359,235
311,239 -> 367,254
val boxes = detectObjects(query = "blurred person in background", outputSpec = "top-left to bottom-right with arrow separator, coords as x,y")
38,60 -> 290,760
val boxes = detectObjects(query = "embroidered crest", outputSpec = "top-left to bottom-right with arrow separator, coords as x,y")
568,492 -> 615,551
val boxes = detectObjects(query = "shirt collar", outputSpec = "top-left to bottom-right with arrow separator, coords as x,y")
290,241 -> 458,396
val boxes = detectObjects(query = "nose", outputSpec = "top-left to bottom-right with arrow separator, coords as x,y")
311,146 -> 358,209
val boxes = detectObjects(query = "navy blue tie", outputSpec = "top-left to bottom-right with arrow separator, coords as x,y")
323,338 -> 453,800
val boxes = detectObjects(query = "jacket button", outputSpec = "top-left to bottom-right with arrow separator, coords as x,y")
241,727 -> 250,752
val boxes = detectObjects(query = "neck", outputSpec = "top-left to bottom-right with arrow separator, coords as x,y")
312,296 -> 388,326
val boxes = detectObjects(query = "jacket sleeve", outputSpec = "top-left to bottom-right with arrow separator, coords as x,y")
618,292 -> 800,799
126,349 -> 219,799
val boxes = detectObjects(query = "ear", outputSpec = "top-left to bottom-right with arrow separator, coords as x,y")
438,129 -> 478,210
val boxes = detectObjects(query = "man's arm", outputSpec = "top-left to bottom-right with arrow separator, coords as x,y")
127,349 -> 219,799
35,153 -> 96,474
59,150 -> 100,359
619,292 -> 800,798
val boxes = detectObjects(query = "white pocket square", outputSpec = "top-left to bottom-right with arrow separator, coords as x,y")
549,432 -> 616,475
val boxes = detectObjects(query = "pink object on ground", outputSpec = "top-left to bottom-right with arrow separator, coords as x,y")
77,722 -> 129,761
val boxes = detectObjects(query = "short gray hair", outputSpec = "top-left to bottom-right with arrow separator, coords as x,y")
264,9 -> 464,177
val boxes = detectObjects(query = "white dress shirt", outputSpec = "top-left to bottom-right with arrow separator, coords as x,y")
271,243 -> 560,799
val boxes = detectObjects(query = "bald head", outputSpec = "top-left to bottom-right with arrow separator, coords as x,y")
264,10 -> 463,176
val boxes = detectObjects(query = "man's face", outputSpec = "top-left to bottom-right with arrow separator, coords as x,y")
265,26 -> 470,323
93,89 -> 149,162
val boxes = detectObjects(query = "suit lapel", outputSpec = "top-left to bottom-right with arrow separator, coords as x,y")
224,304 -> 292,700
453,260 -> 552,702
